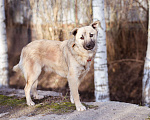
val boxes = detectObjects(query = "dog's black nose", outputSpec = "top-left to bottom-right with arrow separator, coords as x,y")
86,44 -> 92,49
84,41 -> 95,50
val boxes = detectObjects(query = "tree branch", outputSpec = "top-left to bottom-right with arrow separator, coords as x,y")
134,0 -> 148,12
109,59 -> 144,65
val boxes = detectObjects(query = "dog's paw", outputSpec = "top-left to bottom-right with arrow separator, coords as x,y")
27,101 -> 35,106
34,95 -> 44,99
76,104 -> 86,111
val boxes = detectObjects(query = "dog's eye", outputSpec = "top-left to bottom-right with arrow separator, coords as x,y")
80,35 -> 84,40
90,33 -> 93,37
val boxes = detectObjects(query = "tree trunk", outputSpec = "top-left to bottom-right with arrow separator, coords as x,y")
142,1 -> 150,106
93,0 -> 110,102
0,0 -> 8,87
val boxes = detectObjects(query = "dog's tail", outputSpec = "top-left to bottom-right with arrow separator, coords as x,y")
13,64 -> 20,73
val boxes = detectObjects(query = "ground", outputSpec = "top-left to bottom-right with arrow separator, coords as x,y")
0,88 -> 97,119
0,88 -> 150,120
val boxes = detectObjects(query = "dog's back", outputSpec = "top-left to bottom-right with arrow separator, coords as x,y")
13,39 -> 69,79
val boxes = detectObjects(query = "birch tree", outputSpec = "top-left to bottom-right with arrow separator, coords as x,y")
0,0 -> 8,87
93,0 -> 110,102
142,1 -> 150,106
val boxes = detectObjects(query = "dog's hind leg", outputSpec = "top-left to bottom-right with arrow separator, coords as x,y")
24,78 -> 36,106
24,62 -> 41,106
32,80 -> 44,99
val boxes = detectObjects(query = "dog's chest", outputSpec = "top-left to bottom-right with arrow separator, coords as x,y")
78,61 -> 91,76
83,63 -> 90,71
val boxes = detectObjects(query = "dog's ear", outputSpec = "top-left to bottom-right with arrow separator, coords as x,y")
71,28 -> 78,36
90,21 -> 101,30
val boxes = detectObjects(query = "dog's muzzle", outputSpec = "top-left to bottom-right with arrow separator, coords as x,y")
83,41 -> 95,50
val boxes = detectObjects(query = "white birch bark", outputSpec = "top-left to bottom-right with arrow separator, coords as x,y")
142,1 -> 150,106
93,0 -> 110,102
0,0 -> 8,87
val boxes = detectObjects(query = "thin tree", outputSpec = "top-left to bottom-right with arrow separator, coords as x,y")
0,0 -> 8,87
142,1 -> 150,106
93,0 -> 110,102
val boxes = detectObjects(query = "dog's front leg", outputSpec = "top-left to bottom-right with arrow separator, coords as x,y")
70,79 -> 81,104
67,74 -> 86,111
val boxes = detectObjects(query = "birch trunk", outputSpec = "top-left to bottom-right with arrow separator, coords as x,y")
0,0 -> 8,87
93,0 -> 110,102
142,1 -> 150,106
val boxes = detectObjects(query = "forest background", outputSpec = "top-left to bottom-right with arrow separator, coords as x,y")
6,0 -> 148,105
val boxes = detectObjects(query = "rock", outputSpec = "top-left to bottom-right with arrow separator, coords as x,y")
10,102 -> 150,120
0,112 -> 9,117
1,88 -> 150,120
0,88 -> 62,98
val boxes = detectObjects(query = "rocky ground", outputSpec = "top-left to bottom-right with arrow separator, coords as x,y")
0,88 -> 150,120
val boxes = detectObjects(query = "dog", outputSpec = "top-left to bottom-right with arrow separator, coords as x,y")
13,21 -> 99,111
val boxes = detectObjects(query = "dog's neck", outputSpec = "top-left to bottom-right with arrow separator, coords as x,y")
68,39 -> 94,66
87,59 -> 91,62
72,43 -> 92,62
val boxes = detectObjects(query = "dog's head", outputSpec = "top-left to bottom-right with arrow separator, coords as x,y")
71,21 -> 100,51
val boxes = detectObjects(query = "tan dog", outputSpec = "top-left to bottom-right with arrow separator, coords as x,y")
13,21 -> 99,111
